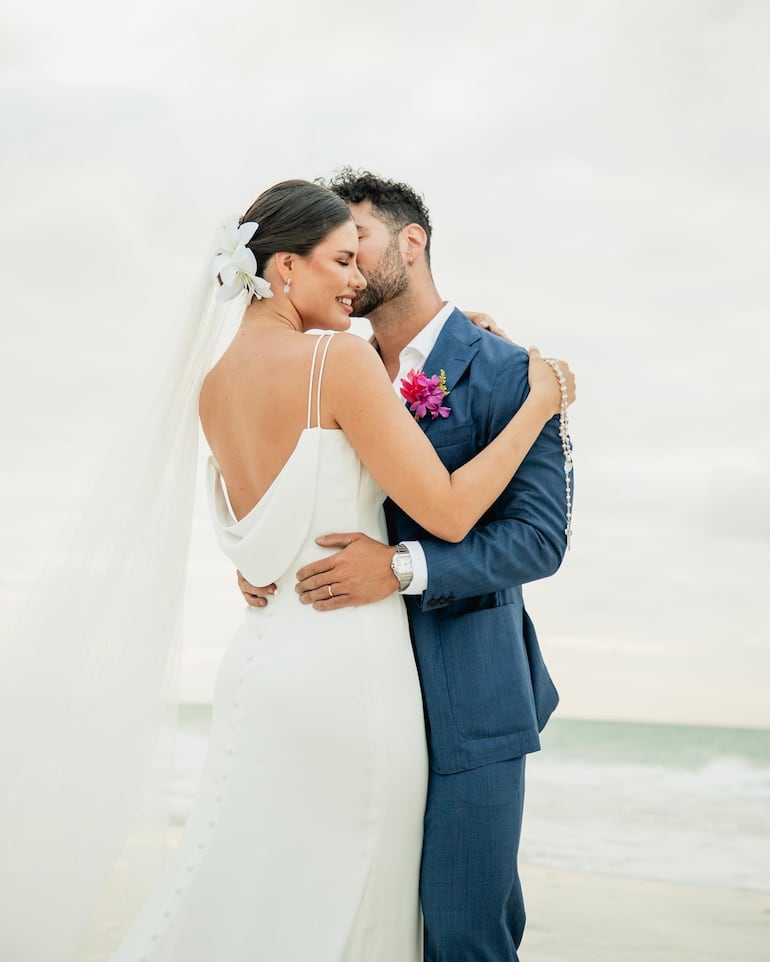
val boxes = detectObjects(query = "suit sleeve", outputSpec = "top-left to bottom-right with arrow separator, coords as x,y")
417,348 -> 570,609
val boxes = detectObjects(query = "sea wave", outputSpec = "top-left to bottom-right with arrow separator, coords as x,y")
523,753 -> 770,891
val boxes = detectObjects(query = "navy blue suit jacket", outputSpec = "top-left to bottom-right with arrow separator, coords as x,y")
385,309 -> 567,774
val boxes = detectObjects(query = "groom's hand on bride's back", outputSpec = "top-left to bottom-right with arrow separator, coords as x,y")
295,533 -> 398,611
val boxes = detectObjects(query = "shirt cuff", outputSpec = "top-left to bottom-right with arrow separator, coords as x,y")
400,541 -> 428,595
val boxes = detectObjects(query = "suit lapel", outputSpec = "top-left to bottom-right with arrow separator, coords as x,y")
423,308 -> 482,391
415,309 -> 481,433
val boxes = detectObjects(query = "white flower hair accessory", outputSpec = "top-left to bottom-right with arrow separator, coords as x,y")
211,217 -> 273,302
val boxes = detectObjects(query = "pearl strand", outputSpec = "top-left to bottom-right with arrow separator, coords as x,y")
543,359 -> 573,549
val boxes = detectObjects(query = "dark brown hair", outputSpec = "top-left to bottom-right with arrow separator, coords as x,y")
321,168 -> 433,266
240,180 -> 353,270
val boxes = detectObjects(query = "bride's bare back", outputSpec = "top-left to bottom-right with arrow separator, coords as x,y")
200,326 -> 338,520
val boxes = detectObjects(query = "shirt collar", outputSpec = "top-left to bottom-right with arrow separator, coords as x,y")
398,302 -> 455,370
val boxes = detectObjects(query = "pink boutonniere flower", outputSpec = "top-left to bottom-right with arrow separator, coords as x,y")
400,369 -> 451,421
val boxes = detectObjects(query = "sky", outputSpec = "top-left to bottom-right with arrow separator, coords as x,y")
1,0 -> 768,726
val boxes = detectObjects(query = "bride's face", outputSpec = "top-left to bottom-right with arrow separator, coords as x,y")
291,221 -> 367,332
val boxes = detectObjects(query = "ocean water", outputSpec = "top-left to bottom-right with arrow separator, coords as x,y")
522,718 -> 770,893
173,708 -> 770,893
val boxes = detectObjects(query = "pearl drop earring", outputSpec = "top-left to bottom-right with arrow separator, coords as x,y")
283,277 -> 292,295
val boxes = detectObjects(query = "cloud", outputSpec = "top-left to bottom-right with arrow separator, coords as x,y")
2,0 -> 769,725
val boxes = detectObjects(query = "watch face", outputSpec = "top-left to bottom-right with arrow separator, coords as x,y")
392,551 -> 413,588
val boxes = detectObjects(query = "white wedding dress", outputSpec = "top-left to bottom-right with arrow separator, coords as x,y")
109,333 -> 428,961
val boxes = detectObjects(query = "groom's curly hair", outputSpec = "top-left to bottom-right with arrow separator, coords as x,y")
320,168 -> 433,266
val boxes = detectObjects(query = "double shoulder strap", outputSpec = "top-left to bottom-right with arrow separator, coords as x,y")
306,332 -> 336,430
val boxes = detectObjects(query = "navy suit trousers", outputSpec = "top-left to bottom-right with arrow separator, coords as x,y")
421,757 -> 527,962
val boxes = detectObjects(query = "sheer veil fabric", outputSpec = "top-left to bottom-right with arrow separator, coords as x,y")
0,279 -> 240,961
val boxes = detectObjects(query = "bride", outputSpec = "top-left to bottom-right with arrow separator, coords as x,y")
0,179 -> 574,962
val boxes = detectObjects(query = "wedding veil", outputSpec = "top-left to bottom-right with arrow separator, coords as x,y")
0,276 -> 240,961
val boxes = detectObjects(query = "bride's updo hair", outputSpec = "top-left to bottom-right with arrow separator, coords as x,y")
240,180 -> 352,267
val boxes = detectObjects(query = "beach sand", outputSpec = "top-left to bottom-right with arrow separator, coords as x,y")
75,861 -> 770,961
521,864 -> 770,962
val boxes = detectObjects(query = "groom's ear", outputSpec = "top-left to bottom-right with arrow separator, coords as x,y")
401,223 -> 428,263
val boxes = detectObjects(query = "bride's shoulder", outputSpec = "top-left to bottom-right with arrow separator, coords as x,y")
199,359 -> 221,402
199,344 -> 248,419
324,330 -> 379,367
321,332 -> 395,419
199,348 -> 234,394
198,362 -> 223,422
323,331 -> 388,386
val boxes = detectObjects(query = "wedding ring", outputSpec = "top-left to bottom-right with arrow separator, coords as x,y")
327,585 -> 334,598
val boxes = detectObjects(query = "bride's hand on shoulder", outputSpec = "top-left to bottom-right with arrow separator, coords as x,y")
527,347 -> 576,417
464,310 -> 511,341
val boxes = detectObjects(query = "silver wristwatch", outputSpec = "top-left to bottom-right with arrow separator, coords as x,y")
390,543 -> 414,592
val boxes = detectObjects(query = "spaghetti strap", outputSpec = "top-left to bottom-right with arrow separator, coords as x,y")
315,333 -> 335,428
307,333 -> 336,429
306,335 -> 325,429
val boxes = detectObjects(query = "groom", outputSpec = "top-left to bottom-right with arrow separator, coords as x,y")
241,170 -> 570,961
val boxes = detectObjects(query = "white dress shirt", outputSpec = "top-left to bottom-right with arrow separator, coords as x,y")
391,302 -> 455,595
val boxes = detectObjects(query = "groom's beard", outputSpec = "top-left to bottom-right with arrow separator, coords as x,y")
353,236 -> 409,317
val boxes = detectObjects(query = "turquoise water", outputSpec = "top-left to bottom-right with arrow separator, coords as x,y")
173,710 -> 770,892
539,717 -> 770,769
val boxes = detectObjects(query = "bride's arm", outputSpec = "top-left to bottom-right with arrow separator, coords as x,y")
326,334 -> 572,544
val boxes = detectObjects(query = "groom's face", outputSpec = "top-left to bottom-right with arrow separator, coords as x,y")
347,201 -> 409,317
